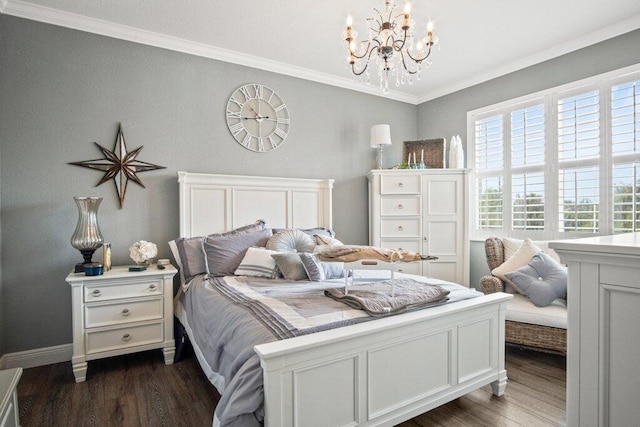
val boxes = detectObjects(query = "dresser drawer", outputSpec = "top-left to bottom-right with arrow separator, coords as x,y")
84,279 -> 162,302
86,322 -> 163,355
396,262 -> 422,275
381,218 -> 421,237
381,196 -> 421,216
381,175 -> 421,194
380,239 -> 421,253
85,297 -> 163,328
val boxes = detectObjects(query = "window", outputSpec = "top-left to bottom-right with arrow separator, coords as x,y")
468,64 -> 640,239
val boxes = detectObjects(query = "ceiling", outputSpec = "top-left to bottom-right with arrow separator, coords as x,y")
2,0 -> 640,104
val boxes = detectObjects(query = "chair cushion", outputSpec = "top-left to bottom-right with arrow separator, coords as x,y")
492,238 -> 542,294
506,293 -> 567,329
502,237 -> 562,265
505,252 -> 568,307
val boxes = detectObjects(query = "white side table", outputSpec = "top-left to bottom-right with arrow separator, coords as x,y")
65,265 -> 177,382
344,259 -> 397,296
0,368 -> 22,427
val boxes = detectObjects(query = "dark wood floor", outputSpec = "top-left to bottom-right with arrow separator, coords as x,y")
17,347 -> 565,426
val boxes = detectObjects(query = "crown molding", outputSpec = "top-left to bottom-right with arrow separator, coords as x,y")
2,0 -> 419,104
416,14 -> 640,104
5,0 -> 637,106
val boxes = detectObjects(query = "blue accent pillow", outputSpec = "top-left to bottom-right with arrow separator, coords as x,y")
505,252 -> 567,307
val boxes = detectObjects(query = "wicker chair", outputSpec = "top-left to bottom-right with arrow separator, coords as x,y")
480,237 -> 567,355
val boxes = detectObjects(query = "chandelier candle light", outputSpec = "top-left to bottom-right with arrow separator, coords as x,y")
370,124 -> 392,169
343,1 -> 439,93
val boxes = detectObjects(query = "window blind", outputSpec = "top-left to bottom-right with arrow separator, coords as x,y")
611,78 -> 640,232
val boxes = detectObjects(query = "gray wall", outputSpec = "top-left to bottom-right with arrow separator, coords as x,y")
0,16 -> 417,354
1,13 -> 638,355
417,28 -> 640,289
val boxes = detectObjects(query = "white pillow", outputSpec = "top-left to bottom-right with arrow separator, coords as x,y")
234,247 -> 280,279
492,238 -> 542,294
502,237 -> 562,265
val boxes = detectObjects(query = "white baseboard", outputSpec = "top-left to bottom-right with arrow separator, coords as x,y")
1,343 -> 72,369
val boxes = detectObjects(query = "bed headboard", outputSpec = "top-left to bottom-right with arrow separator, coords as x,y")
178,172 -> 334,238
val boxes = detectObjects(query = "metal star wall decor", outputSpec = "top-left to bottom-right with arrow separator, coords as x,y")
69,124 -> 166,208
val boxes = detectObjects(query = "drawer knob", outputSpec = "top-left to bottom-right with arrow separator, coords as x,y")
424,236 -> 428,241
91,289 -> 101,297
398,204 -> 404,209
398,247 -> 403,251
398,182 -> 404,187
398,269 -> 404,273
397,225 -> 404,231
121,309 -> 130,317
122,333 -> 131,342
149,284 -> 157,291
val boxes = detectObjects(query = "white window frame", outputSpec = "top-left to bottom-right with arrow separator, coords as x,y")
468,63 -> 640,241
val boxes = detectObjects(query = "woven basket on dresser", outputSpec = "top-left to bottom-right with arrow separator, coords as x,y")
480,237 -> 567,355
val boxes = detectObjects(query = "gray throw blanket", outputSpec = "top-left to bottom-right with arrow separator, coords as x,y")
325,278 -> 450,316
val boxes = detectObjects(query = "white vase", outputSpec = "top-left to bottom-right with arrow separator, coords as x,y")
448,136 -> 458,168
455,135 -> 464,168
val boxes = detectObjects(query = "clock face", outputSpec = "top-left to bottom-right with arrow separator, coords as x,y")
226,84 -> 290,152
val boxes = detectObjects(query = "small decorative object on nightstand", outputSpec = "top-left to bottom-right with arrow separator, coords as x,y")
129,240 -> 158,269
65,265 -> 177,382
0,368 -> 22,427
70,196 -> 104,273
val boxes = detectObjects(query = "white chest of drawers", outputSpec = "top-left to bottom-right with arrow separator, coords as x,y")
65,265 -> 177,382
368,169 -> 470,285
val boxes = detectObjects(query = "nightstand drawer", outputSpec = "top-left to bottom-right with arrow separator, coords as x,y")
85,298 -> 163,328
380,196 -> 421,216
381,218 -> 421,237
86,322 -> 163,355
84,280 -> 162,302
381,175 -> 420,194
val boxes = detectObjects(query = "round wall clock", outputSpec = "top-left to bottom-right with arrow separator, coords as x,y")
226,84 -> 290,152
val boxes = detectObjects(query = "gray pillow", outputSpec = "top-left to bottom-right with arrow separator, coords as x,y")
203,228 -> 272,277
505,252 -> 567,307
321,261 -> 345,279
173,220 -> 266,282
272,253 -> 309,281
299,253 -> 325,281
173,235 -> 208,283
267,229 -> 315,253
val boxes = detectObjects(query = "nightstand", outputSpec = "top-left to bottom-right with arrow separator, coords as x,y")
0,368 -> 22,427
65,265 -> 177,382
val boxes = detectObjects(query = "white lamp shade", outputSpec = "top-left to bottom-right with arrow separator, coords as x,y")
370,124 -> 392,147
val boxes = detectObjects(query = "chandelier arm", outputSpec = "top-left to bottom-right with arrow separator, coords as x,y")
349,39 -> 379,61
351,46 -> 379,76
392,30 -> 408,52
367,16 -> 382,32
398,50 -> 419,74
351,59 -> 370,77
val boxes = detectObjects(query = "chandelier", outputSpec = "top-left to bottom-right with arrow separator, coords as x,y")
343,1 -> 439,93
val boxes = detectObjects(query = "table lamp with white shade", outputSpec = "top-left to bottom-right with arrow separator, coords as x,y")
370,124 -> 392,169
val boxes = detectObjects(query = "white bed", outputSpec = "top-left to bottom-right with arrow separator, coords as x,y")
175,171 -> 511,427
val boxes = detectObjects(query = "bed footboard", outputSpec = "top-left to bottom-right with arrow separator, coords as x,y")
254,293 -> 511,427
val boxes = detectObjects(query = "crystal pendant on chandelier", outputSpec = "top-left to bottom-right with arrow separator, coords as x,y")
342,0 -> 439,93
